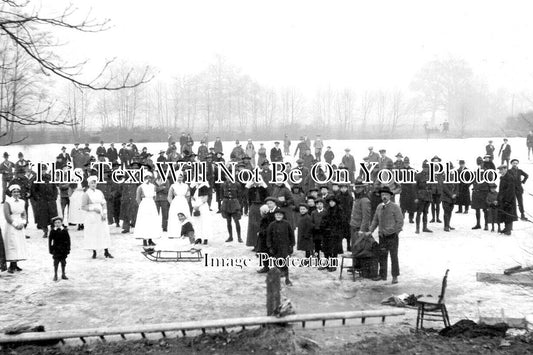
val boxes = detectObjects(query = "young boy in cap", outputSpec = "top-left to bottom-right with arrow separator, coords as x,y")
311,198 -> 326,258
266,208 -> 295,285
49,217 -> 71,281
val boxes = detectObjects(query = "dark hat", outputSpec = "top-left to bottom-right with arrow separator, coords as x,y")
242,155 -> 251,160
216,151 -> 224,156
3,152 -> 9,157
503,138 -> 508,141
459,159 -> 465,164
296,158 -> 304,164
74,143 -> 80,146
291,185 -> 301,191
236,162 -> 246,168
273,208 -> 286,216
326,195 -> 338,204
379,149 -> 386,153
319,185 -> 329,190
18,152 -> 23,157
326,146 -> 331,149
261,159 -> 270,166
100,140 -> 104,144
403,156 -> 410,163
298,203 -> 309,209
308,187 -> 318,192
488,140 -> 493,143
483,155 -> 491,159
378,186 -> 394,195
112,161 -> 121,168
510,158 -> 519,164
497,164 -> 508,170
51,216 -> 63,223
395,153 -> 403,158
362,156 -> 369,161
97,153 -> 106,157
274,141 -> 280,144
61,146 -> 66,150
306,195 -> 316,200
344,148 -> 351,152
422,159 -> 429,169
488,183 -> 497,188
354,177 -> 366,187
265,196 -> 277,204
315,198 -> 325,204
159,150 -> 165,154
235,140 -> 240,144
431,155 -> 441,162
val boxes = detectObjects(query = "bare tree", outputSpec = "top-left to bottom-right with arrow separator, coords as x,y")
0,0 -> 152,144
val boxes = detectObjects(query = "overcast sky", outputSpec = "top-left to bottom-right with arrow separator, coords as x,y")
39,0 -> 533,93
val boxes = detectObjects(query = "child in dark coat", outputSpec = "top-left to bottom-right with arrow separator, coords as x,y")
296,204 -> 314,257
48,217 -> 71,281
486,183 -> 500,232
178,212 -> 197,244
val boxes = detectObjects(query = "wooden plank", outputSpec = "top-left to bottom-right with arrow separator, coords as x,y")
0,310 -> 405,344
479,317 -> 527,329
476,272 -> 533,286
504,266 -> 533,275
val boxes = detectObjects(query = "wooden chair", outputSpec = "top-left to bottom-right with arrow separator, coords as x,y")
416,269 -> 451,331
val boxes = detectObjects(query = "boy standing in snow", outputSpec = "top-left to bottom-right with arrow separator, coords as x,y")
266,209 -> 295,286
48,217 -> 71,281
486,184 -> 500,233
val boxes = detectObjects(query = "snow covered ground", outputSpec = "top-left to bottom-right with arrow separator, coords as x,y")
0,137 -> 532,332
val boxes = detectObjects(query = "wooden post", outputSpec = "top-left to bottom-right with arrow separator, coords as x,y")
266,268 -> 281,316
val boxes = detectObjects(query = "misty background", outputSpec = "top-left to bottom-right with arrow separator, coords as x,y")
2,0 -> 533,144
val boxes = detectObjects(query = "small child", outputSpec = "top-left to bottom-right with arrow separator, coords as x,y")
48,217 -> 71,281
296,204 -> 314,258
486,183 -> 500,233
178,212 -> 197,244
311,199 -> 326,259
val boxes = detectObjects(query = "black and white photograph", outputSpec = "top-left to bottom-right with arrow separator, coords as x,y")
1,0 -> 533,354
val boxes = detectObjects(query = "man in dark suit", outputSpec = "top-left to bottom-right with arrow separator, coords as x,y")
270,142 -> 283,162
498,138 -> 511,167
56,146 -> 71,169
485,140 -> 495,161
96,141 -> 107,157
107,143 -> 118,163
0,152 -> 14,203
509,159 -> 529,220
497,164 -> 517,235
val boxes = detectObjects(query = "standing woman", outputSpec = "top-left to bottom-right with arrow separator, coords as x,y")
257,144 -> 267,167
82,176 -> 113,259
191,181 -> 211,245
69,182 -> 86,230
134,172 -> 160,246
3,185 -> 28,273
245,178 -> 268,250
167,173 -> 191,237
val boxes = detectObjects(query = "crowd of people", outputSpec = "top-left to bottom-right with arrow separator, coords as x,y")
0,132 -> 530,285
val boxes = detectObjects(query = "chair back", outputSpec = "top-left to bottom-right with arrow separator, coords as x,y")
438,269 -> 449,304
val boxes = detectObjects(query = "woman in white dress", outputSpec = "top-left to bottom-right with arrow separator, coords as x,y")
3,185 -> 28,273
69,182 -> 86,230
81,176 -> 113,259
191,181 -> 212,245
167,173 -> 190,237
134,172 -> 160,246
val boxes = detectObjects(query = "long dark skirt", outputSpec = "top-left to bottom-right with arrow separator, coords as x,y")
35,199 -> 58,229
246,203 -> 262,247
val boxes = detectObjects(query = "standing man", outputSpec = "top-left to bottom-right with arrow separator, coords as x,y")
270,142 -> 283,163
485,140 -> 495,162
314,135 -> 324,162
0,152 -> 14,203
230,141 -> 245,162
368,186 -> 403,284
341,148 -> 356,183
283,134 -> 291,156
527,131 -> 533,160
324,146 -> 334,165
294,137 -> 308,160
429,155 -> 444,223
378,149 -> 393,171
214,137 -> 223,154
367,146 -> 380,163
455,160 -> 471,214
414,160 -> 433,234
56,146 -> 71,169
107,143 -> 118,164
497,164 -> 517,235
509,159 -> 529,221
118,143 -> 128,167
96,141 -> 107,157
179,132 -> 187,152
498,138 -> 511,167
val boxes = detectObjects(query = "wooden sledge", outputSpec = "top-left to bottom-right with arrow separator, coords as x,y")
476,272 -> 533,286
142,248 -> 203,262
